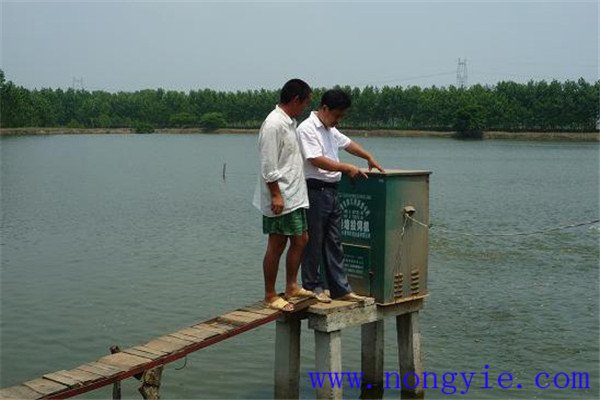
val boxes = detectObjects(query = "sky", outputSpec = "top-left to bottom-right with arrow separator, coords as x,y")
1,0 -> 598,92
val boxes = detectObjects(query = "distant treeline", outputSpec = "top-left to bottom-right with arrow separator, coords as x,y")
1,69 -> 598,132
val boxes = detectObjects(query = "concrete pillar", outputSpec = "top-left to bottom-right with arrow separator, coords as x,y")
274,317 -> 301,399
396,312 -> 424,399
360,320 -> 384,399
314,330 -> 342,400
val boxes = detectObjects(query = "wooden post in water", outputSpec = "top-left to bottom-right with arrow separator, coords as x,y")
138,366 -> 163,400
110,344 -> 163,400
110,346 -> 122,400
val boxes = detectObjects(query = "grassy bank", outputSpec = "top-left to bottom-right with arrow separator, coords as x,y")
0,127 -> 598,142
345,129 -> 600,141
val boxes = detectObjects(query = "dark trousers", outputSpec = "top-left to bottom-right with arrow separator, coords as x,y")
301,186 -> 351,298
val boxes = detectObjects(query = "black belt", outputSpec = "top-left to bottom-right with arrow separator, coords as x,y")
306,178 -> 338,190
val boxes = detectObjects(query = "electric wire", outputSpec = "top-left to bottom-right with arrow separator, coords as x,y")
405,214 -> 599,237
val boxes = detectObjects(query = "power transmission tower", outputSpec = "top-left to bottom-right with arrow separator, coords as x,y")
71,76 -> 84,91
457,58 -> 468,88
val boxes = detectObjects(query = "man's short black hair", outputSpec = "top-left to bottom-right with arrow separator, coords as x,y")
280,79 -> 312,104
320,89 -> 352,111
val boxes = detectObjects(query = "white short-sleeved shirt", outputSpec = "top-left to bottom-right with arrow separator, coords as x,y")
252,105 -> 309,217
296,111 -> 352,183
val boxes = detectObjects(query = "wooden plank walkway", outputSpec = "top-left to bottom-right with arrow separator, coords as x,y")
0,296 -> 316,400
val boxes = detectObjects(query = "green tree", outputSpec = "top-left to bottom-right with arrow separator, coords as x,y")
453,105 -> 485,139
67,119 -> 83,128
170,112 -> 196,127
0,69 -> 598,133
134,122 -> 155,133
199,112 -> 226,132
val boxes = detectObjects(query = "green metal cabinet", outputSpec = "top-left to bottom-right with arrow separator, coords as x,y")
339,169 -> 431,304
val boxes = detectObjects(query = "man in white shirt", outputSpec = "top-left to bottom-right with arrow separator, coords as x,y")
296,89 -> 384,303
253,79 -> 316,311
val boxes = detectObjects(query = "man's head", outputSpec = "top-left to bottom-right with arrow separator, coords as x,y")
279,79 -> 312,118
317,89 -> 351,128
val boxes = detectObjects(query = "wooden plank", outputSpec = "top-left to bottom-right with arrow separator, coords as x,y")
240,300 -> 273,310
60,368 -> 104,384
77,362 -> 123,378
215,316 -> 245,326
133,345 -> 169,356
209,322 -> 238,331
193,322 -> 233,334
122,348 -> 162,360
288,296 -> 318,311
231,310 -> 269,320
175,327 -> 219,341
97,352 -> 149,370
23,378 -> 68,396
42,371 -> 82,387
143,339 -> 185,353
192,324 -> 227,334
288,295 -> 313,305
242,300 -> 269,309
167,332 -> 201,343
218,310 -> 265,325
3,297 -> 328,400
158,335 -> 194,346
0,385 -> 41,399
239,304 -> 279,316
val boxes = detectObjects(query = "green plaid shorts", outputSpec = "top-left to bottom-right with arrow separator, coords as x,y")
263,208 -> 308,236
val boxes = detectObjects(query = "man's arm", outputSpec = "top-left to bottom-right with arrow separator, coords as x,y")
344,141 -> 385,173
266,181 -> 284,215
259,124 -> 284,215
308,156 -> 368,179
